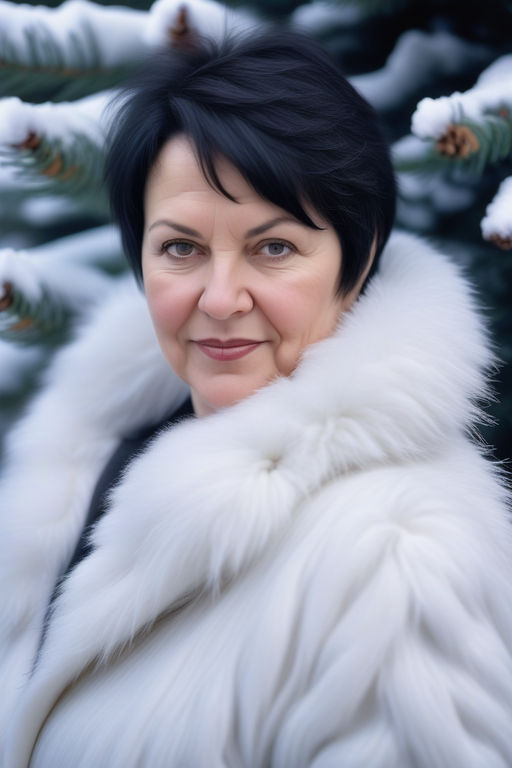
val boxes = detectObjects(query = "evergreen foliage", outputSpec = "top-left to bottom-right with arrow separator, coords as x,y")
0,0 -> 147,101
0,22 -> 127,102
0,280 -> 70,345
1,131 -> 107,209
439,114 -> 512,174
393,113 -> 512,175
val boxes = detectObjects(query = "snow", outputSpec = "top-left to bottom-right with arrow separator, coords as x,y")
395,170 -> 478,231
0,0 -> 148,68
397,170 -> 476,214
0,340 -> 42,393
395,197 -> 438,232
412,54 -> 512,139
394,137 -> 478,228
0,162 -> 31,190
0,90 -> 112,148
1,0 -> 264,71
0,228 -> 125,407
0,247 -> 44,302
476,54 -> 512,86
19,196 -> 86,225
351,30 -> 491,112
145,0 -> 259,48
412,95 -> 459,140
392,134 -> 437,167
291,1 -> 364,31
0,229 -> 120,317
481,176 -> 512,240
27,224 -> 123,269
27,255 -> 117,310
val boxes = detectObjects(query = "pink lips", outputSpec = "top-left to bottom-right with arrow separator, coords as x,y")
194,338 -> 262,361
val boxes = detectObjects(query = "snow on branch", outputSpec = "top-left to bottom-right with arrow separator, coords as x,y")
392,134 -> 447,173
0,227 -> 122,344
0,0 -> 147,68
0,0 -> 147,101
0,164 -> 91,244
396,169 -> 478,227
392,136 -> 480,231
291,1 -> 365,32
411,54 -> 512,164
400,54 -> 512,248
27,224 -> 124,271
351,30 -> 491,112
0,91 -> 112,205
481,176 -> 512,250
0,0 -> 262,101
0,90 -> 108,148
0,340 -> 42,393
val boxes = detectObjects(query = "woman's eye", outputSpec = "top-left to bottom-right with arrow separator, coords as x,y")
162,240 -> 198,258
260,241 -> 294,260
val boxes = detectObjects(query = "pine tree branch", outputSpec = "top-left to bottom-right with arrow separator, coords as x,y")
0,279 -> 70,344
351,30 -> 492,113
411,54 -> 512,174
27,224 -> 125,274
0,233 -> 120,345
392,135 -> 449,174
0,0 -> 262,104
433,113 -> 512,174
0,247 -> 68,343
0,91 -> 112,212
0,0 -> 147,102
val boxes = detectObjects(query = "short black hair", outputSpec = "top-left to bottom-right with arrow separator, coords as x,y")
104,29 -> 396,295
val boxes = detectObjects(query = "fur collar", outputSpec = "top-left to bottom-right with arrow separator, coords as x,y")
0,231 -> 494,765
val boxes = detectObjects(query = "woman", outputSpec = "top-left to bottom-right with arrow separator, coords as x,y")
1,30 -> 512,768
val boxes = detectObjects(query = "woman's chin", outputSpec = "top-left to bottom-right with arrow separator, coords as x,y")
190,374 -> 273,416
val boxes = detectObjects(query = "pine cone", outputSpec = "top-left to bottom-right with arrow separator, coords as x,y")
14,132 -> 41,151
168,5 -> 199,51
436,124 -> 480,158
488,234 -> 512,250
41,155 -> 76,180
0,282 -> 13,312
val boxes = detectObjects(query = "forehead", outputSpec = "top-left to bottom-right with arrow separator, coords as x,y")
143,135 -> 335,242
144,134 -> 264,211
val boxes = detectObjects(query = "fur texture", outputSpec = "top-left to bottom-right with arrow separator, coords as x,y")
1,231 -> 512,768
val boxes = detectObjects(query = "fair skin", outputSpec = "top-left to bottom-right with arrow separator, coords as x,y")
142,135 -> 373,417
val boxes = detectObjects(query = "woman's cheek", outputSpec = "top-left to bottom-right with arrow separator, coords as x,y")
145,277 -> 187,336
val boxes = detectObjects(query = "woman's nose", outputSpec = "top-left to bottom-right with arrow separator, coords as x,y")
197,256 -> 253,320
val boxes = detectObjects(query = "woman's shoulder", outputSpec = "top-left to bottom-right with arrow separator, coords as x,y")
235,442 -> 512,766
300,440 -> 512,612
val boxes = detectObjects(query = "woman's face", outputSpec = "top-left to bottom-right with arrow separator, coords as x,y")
142,135 -> 364,416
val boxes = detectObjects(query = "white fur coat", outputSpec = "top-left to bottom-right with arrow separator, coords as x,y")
1,232 -> 512,768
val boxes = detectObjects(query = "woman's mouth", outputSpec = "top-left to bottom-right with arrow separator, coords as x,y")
194,338 -> 263,361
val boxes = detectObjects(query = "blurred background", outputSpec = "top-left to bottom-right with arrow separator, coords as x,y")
0,0 -> 511,462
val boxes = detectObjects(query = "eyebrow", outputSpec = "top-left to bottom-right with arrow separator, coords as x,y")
245,216 -> 299,237
147,216 -> 299,239
148,220 -> 201,237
